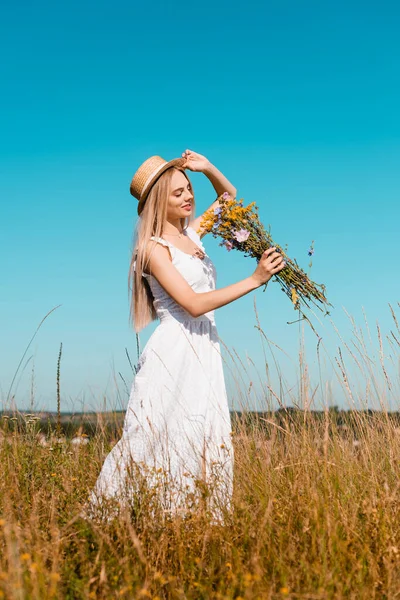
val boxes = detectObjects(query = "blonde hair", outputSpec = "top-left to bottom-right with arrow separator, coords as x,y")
129,167 -> 195,332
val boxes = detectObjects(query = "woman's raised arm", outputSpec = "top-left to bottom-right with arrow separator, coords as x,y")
181,150 -> 237,238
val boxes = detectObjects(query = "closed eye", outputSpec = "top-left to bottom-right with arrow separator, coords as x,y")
174,184 -> 192,196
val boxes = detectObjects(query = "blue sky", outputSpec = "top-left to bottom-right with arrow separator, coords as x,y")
1,0 -> 399,412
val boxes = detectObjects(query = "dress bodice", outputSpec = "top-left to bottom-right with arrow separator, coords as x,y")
140,227 -> 217,324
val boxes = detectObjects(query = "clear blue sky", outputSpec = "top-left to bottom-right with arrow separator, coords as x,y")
1,0 -> 399,412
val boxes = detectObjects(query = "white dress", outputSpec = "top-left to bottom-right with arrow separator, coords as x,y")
87,226 -> 234,521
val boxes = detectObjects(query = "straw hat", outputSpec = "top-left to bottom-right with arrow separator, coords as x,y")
130,155 -> 186,215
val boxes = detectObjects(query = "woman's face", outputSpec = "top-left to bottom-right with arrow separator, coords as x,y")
167,169 -> 193,221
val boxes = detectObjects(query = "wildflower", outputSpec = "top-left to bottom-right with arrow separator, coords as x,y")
71,436 -> 89,445
308,247 -> 314,256
20,553 -> 31,561
198,195 -> 329,313
233,228 -> 250,242
224,240 -> 233,251
291,288 -> 299,307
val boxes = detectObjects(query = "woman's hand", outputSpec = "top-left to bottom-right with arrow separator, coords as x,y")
181,149 -> 211,173
251,247 -> 286,287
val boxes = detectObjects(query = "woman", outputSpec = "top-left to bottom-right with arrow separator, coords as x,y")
87,149 -> 285,523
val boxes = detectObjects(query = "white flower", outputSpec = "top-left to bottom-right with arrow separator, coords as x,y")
233,228 -> 250,242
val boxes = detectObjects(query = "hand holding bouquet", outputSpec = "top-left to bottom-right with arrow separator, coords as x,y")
198,193 -> 329,313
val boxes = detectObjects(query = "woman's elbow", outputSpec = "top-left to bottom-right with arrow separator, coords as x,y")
187,305 -> 201,318
185,298 -> 204,318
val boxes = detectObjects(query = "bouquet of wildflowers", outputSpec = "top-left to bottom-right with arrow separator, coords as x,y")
198,192 -> 329,313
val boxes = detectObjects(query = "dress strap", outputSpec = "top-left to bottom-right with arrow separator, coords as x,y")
150,236 -> 172,248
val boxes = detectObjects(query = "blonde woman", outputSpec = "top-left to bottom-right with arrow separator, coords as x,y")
87,149 -> 285,523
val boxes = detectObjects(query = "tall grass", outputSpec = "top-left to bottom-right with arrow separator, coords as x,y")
1,305 -> 400,599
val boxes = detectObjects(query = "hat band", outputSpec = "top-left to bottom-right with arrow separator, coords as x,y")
140,161 -> 169,200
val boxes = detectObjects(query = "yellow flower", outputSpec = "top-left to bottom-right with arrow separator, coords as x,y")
118,587 -> 133,596
291,288 -> 299,306
280,587 -> 289,595
243,572 -> 253,585
20,553 -> 31,561
153,571 -> 163,580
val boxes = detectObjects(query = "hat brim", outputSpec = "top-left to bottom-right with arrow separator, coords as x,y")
137,157 -> 186,215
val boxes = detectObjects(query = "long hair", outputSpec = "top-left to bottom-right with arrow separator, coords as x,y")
129,167 -> 196,333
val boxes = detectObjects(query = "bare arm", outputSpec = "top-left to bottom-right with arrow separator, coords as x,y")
146,243 -> 285,318
202,162 -> 237,199
185,156 -> 237,237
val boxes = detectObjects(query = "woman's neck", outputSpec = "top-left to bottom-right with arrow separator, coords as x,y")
163,220 -> 185,237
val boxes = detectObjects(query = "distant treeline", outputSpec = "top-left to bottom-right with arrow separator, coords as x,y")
1,407 -> 400,439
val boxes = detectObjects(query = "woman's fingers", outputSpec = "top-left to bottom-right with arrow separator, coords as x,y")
272,261 -> 286,273
262,249 -> 282,265
252,247 -> 286,285
263,247 -> 277,257
272,256 -> 286,271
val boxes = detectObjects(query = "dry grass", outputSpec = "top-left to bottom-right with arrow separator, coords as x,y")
1,411 -> 400,599
1,304 -> 400,599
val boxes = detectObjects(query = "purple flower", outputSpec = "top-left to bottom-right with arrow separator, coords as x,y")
224,240 -> 233,251
214,206 -> 222,216
308,248 -> 314,256
233,228 -> 250,243
222,192 -> 230,200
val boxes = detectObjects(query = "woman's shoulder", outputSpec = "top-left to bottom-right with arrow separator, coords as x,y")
134,236 -> 174,279
144,237 -> 175,277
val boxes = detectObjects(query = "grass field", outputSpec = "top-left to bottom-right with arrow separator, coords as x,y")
1,408 -> 400,599
1,304 -> 400,598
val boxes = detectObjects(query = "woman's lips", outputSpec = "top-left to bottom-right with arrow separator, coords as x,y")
182,204 -> 192,210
